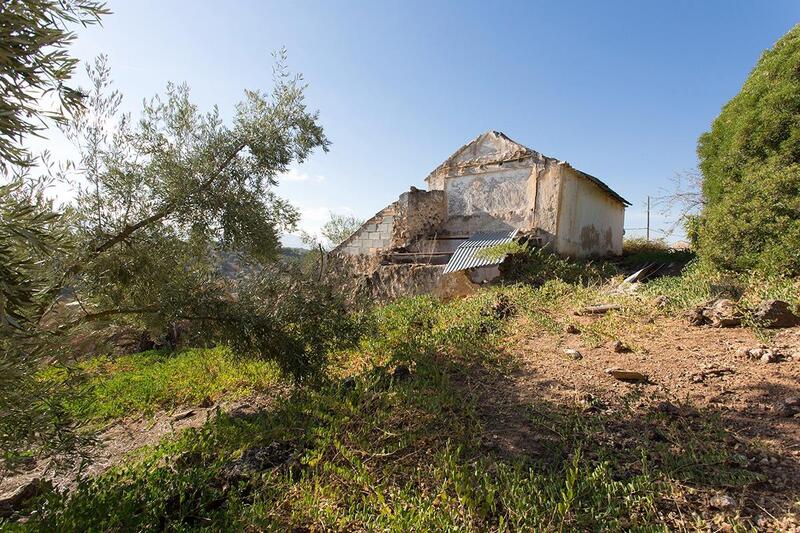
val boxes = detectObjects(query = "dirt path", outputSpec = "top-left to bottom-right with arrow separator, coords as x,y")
0,390 -> 286,498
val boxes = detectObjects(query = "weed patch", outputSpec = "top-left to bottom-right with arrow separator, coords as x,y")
40,347 -> 280,422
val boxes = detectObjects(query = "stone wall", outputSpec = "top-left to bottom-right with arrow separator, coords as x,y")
391,188 -> 446,248
334,202 -> 398,256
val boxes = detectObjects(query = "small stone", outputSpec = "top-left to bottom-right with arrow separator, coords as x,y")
735,347 -> 750,358
611,340 -> 629,353
172,409 -> 195,421
564,324 -> 580,334
775,397 -> 800,417
653,295 -> 670,308
760,350 -> 778,364
709,494 -> 737,510
655,401 -> 680,417
564,349 -> 583,360
605,368 -> 648,383
199,396 -> 214,408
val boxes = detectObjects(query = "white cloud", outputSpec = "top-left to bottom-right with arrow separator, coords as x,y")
280,166 -> 327,183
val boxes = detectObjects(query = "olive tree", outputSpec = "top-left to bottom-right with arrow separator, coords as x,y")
0,0 -> 109,169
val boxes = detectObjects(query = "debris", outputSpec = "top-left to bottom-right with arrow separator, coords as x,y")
623,267 -> 648,284
172,409 -> 195,421
685,306 -> 706,326
489,295 -> 515,320
577,304 -> 621,315
686,299 -> 742,328
564,324 -> 580,334
737,346 -> 782,363
605,368 -> 648,383
564,349 -> 583,360
199,396 -> 214,408
611,340 -> 630,353
0,478 -> 51,518
753,300 -> 800,328
775,397 -> 800,418
704,299 -> 743,327
709,493 -> 737,511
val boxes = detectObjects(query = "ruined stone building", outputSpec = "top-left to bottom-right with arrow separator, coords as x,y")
330,131 -> 630,299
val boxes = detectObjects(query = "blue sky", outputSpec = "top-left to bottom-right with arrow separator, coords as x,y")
62,0 -> 799,245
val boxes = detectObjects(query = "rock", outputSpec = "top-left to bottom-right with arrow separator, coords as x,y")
760,350 -> 779,364
199,396 -> 214,408
172,409 -> 195,421
605,368 -> 648,383
564,324 -> 580,334
687,299 -> 743,327
685,306 -> 706,326
220,441 -> 296,482
577,304 -> 621,315
0,478 -> 51,518
753,300 -> 800,328
709,493 -> 737,510
611,340 -> 629,353
775,397 -> 800,418
392,365 -> 411,381
703,299 -> 742,328
564,349 -> 582,360
653,295 -> 670,308
579,393 -> 606,412
737,346 -> 782,363
655,401 -> 681,417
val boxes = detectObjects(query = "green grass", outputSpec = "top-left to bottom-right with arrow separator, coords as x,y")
12,284 -> 768,531
40,346 -> 281,422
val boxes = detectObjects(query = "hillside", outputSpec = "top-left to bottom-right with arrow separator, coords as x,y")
3,259 -> 799,531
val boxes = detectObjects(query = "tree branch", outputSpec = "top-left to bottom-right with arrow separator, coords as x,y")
92,141 -> 247,254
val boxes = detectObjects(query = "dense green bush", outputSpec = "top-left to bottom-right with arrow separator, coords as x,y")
696,24 -> 800,274
498,245 -> 618,286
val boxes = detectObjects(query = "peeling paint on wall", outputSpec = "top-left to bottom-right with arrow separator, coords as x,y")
329,130 -> 629,300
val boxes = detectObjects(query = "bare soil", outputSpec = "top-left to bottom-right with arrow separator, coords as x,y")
472,314 -> 800,530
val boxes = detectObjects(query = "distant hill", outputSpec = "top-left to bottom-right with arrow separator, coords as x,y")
279,247 -> 310,263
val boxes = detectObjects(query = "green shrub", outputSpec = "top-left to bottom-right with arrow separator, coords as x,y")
500,246 -> 618,286
696,24 -> 800,275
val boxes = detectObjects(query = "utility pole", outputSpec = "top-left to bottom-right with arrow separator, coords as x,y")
646,195 -> 650,242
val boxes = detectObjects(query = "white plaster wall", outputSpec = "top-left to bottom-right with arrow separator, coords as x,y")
531,161 -> 562,245
555,169 -> 624,257
442,167 -> 533,234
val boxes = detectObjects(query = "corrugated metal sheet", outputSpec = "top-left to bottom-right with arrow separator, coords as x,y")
442,230 -> 518,274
